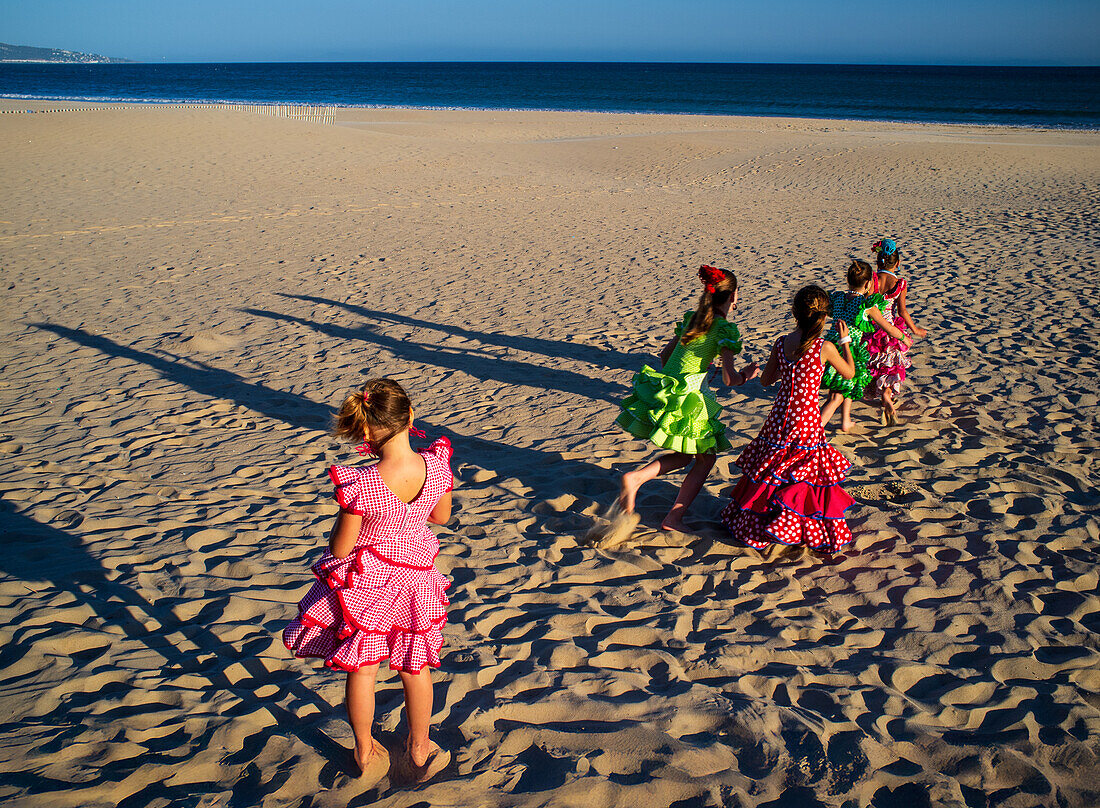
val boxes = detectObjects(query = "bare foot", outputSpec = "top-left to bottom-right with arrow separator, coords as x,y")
840,417 -> 854,433
661,512 -> 688,532
399,740 -> 450,784
618,470 -> 643,513
353,739 -> 390,785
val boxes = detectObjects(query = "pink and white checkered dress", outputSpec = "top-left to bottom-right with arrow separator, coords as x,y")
283,437 -> 453,673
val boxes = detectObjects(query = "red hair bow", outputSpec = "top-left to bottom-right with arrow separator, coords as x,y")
699,264 -> 725,294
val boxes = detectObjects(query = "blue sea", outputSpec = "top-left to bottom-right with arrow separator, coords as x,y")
1,62 -> 1098,128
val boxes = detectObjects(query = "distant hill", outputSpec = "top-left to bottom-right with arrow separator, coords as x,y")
0,42 -> 131,64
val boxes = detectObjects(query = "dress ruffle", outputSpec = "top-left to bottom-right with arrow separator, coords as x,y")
722,435 -> 855,553
820,292 -> 885,400
283,545 -> 449,673
616,365 -> 730,454
821,335 -> 872,399
735,435 -> 852,487
866,319 -> 911,395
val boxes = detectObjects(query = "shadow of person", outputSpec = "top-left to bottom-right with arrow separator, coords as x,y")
33,323 -> 329,434
0,500 -> 358,804
240,307 -> 627,405
33,323 -> 611,510
281,293 -> 640,371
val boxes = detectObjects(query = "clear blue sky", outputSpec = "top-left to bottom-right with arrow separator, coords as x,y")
2,0 -> 1098,65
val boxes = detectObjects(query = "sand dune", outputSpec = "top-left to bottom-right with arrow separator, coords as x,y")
0,101 -> 1098,807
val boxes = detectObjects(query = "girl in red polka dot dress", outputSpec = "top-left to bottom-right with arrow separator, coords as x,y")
284,379 -> 453,785
720,286 -> 858,552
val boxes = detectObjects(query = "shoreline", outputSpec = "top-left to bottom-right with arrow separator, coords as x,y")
2,95 -> 1100,133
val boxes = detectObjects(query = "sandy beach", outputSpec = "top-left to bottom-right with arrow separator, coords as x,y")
1,101 -> 1098,807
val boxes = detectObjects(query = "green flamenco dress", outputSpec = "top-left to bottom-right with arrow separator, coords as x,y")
821,291 -> 886,399
616,312 -> 742,454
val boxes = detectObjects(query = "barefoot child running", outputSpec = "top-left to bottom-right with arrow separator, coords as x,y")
867,239 -> 929,425
721,285 -> 858,552
819,259 -> 911,431
617,265 -> 759,531
284,379 -> 453,786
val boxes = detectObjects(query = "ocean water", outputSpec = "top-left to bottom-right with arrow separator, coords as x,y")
1,62 -> 1098,128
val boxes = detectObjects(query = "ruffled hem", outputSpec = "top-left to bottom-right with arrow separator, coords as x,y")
821,333 -> 872,400
617,365 -> 730,454
735,435 -> 851,488
284,546 -> 450,672
871,369 -> 906,395
866,317 -> 910,356
284,621 -> 445,673
721,504 -> 854,552
732,475 -> 854,520
720,475 -> 855,552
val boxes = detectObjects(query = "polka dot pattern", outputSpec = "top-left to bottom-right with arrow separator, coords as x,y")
722,338 -> 856,553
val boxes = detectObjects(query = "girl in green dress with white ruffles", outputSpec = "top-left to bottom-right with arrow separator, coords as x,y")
617,265 -> 760,531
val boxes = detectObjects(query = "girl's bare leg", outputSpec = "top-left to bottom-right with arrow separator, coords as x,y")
820,392 -> 844,426
398,668 -> 434,767
346,665 -> 384,774
662,453 -> 717,531
619,452 -> 692,513
840,398 -> 854,432
882,388 -> 897,423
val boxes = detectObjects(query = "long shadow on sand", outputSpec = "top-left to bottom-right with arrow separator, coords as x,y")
240,307 -> 628,405
0,503 -> 353,806
282,293 -> 640,372
33,324 -> 610,509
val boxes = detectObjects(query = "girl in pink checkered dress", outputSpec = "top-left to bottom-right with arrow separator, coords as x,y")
284,379 -> 453,785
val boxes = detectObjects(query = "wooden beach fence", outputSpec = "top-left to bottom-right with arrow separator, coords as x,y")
0,102 -> 336,124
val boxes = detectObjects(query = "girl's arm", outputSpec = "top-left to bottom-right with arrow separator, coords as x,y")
758,342 -> 781,387
822,321 -> 856,379
868,307 -> 913,347
897,285 -> 928,338
719,349 -> 760,386
657,333 -> 679,368
428,490 -> 453,525
328,509 -> 363,559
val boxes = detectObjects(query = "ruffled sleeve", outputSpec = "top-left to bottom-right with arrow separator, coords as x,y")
328,465 -> 371,514
854,293 -> 887,333
673,311 -> 695,338
716,319 -> 743,354
422,436 -> 454,492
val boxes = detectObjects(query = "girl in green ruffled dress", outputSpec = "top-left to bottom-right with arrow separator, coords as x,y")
820,260 -> 911,432
617,265 -> 760,531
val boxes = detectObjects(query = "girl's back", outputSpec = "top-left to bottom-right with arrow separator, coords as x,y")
763,335 -> 827,443
329,437 -> 453,568
663,312 -> 742,377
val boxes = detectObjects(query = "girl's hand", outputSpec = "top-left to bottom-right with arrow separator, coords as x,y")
742,362 -> 761,381
837,321 -> 849,340
913,326 -> 928,339
903,335 -> 913,348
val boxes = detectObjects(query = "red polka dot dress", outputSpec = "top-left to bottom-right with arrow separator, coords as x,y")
283,438 -> 453,673
720,338 -> 855,552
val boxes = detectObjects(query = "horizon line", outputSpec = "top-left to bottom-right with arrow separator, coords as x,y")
5,59 -> 1099,68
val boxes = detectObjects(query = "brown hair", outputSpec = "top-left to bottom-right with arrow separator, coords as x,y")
680,266 -> 738,345
876,250 -> 900,272
332,378 -> 412,451
792,285 -> 831,357
847,259 -> 874,290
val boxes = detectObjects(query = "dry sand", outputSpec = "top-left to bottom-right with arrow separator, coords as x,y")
0,101 -> 1098,807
